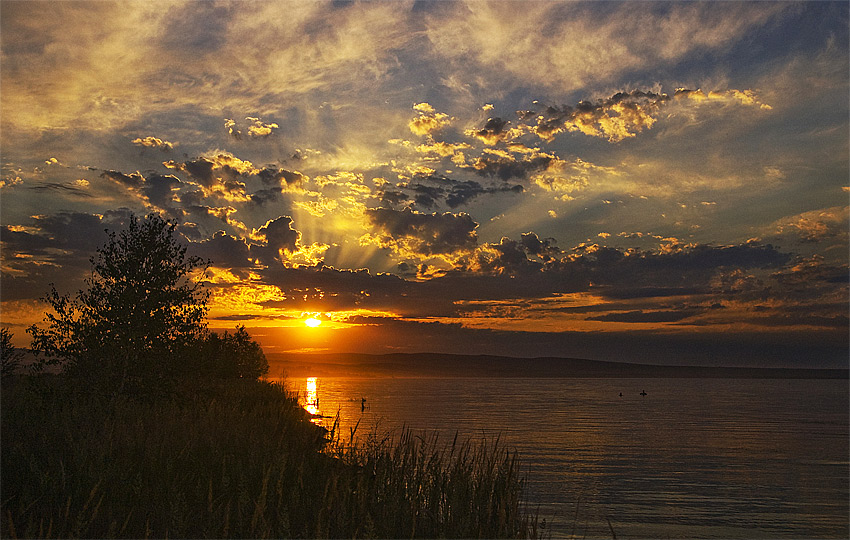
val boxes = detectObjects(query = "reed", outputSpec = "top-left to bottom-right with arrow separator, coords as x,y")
1,376 -> 539,538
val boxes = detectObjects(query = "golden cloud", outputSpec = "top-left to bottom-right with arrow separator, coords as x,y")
409,102 -> 452,136
132,136 -> 174,150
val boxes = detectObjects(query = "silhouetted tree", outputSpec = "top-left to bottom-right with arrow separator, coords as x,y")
27,213 -> 209,390
1,328 -> 23,378
192,326 -> 269,379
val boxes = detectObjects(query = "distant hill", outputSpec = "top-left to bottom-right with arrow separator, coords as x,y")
266,352 -> 849,380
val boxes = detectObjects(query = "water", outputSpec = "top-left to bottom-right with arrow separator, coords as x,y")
279,377 -> 849,539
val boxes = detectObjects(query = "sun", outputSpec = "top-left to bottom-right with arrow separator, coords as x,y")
304,317 -> 322,328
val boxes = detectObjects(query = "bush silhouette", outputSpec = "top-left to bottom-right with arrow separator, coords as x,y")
1,329 -> 23,378
28,213 -> 210,390
192,325 -> 269,379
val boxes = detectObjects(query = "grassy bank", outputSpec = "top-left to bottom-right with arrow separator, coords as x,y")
1,377 -> 539,538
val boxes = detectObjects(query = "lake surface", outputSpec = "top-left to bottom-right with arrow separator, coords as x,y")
278,377 -> 848,539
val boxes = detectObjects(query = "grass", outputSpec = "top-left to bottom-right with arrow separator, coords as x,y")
1,375 -> 540,538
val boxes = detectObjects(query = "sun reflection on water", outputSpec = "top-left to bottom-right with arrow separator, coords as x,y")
303,376 -> 321,423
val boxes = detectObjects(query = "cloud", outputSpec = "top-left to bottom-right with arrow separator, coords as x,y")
586,310 -> 699,323
528,90 -> 667,142
362,207 -> 479,258
0,176 -> 23,189
389,173 -> 524,209
256,167 -> 307,190
225,117 -> 280,139
415,140 -> 472,157
674,88 -> 772,110
224,119 -> 241,139
188,230 -> 254,270
101,169 -> 144,188
250,216 -> 301,266
464,148 -> 555,181
141,173 -> 183,209
445,180 -> 523,208
464,236 -> 547,276
0,210 -> 133,301
408,102 -> 452,136
246,116 -> 279,138
773,206 -> 849,243
27,182 -> 93,198
101,169 -> 183,210
465,117 -> 522,145
164,153 -> 257,200
248,187 -> 284,206
531,157 -> 611,199
521,88 -> 771,143
425,2 -> 790,93
131,136 -> 174,151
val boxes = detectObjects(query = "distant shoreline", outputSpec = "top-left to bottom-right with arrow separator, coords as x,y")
266,352 -> 849,380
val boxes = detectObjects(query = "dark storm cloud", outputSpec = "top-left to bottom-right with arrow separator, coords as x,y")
380,173 -> 522,210
257,262 -> 424,313
256,167 -> 307,189
0,210 -> 133,301
187,231 -> 254,270
744,313 -> 849,329
365,207 -> 479,256
467,117 -> 513,145
1,211 -> 126,257
141,173 -> 182,209
101,169 -> 144,188
102,169 -> 184,211
468,237 -> 546,275
165,158 -> 216,188
464,151 -> 554,181
178,189 -> 206,207
249,216 -> 301,267
599,286 -> 710,299
248,187 -> 283,206
410,183 -> 443,209
377,189 -> 410,208
447,181 -> 523,207
586,310 -> 700,323
240,230 -> 842,343
257,216 -> 299,252
209,313 -> 280,322
520,232 -> 559,260
163,156 -> 253,198
555,242 -> 792,296
446,237 -> 797,309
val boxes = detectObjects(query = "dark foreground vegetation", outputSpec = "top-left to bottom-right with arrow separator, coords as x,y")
2,376 -> 539,538
1,213 -> 538,538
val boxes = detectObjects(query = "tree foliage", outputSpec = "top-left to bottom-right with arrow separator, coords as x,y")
1,329 -> 23,378
27,213 -> 210,387
192,326 -> 269,379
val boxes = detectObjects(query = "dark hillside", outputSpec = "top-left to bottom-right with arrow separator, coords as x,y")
268,352 -> 849,379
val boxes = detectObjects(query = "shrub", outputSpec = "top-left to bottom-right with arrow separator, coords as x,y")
192,326 -> 269,379
1,328 -> 23,377
27,213 -> 209,391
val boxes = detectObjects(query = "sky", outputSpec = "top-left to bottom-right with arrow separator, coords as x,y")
1,1 -> 848,368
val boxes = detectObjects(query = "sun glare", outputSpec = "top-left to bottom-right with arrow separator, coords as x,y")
304,317 -> 322,328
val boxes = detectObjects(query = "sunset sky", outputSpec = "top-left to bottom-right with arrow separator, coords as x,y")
2,1 -> 848,367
